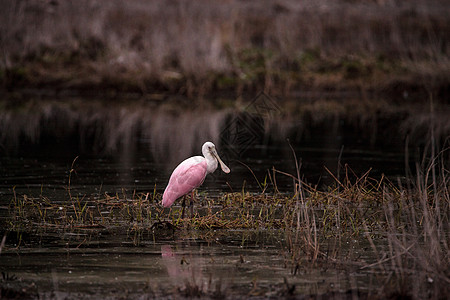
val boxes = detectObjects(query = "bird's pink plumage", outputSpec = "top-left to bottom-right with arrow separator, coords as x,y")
162,157 -> 208,207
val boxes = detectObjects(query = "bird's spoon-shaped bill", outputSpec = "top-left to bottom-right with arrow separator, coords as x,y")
214,152 -> 230,173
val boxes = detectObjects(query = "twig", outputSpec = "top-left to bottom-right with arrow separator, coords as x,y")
360,242 -> 416,270
0,234 -> 6,255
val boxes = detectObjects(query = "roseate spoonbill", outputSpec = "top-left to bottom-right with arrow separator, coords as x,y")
162,142 -> 230,214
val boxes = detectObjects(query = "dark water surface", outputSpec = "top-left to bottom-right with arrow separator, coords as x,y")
0,144 -> 409,210
0,97 -> 423,298
1,229 -> 384,299
0,96 -> 415,206
0,141 -> 409,206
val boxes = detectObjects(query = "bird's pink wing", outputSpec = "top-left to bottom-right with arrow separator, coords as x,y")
162,158 -> 207,207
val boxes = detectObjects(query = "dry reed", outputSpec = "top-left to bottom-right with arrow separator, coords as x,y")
0,0 -> 448,96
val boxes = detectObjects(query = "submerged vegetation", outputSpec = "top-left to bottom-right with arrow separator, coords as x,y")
0,0 -> 449,98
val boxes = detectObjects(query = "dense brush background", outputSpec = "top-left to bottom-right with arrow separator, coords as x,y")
1,0 -> 449,97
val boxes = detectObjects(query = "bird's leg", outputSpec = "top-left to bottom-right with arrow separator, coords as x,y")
189,190 -> 195,218
181,196 -> 186,219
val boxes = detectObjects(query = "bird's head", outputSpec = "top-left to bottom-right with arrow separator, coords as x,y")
203,142 -> 230,173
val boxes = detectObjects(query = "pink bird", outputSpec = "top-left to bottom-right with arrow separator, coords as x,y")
162,142 -> 230,209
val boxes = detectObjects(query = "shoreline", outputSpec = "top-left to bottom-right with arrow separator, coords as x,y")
2,76 -> 448,105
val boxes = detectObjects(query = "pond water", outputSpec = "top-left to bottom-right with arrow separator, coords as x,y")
0,96 -> 434,299
0,95 -> 411,205
0,143 -> 408,206
1,229 -> 384,299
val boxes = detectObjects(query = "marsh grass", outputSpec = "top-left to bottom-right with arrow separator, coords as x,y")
4,162 -> 449,298
1,0 -> 448,96
6,162 -> 445,237
281,144 -> 449,299
3,136 -> 449,298
368,152 -> 450,299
